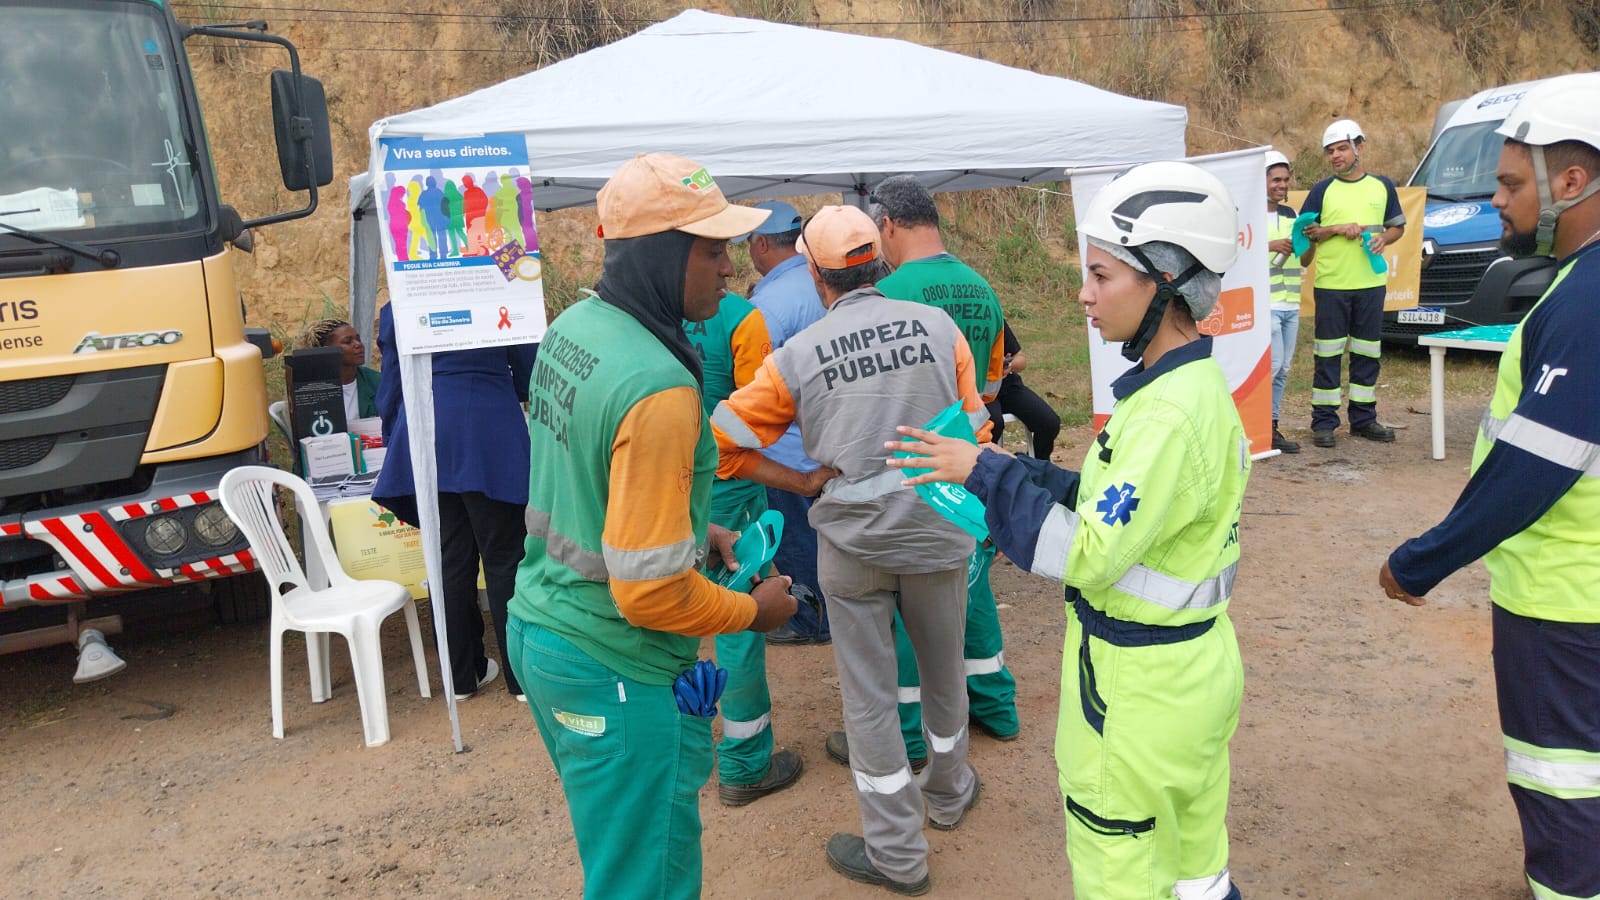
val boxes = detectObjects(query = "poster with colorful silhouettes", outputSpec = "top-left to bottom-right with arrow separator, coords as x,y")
375,133 -> 547,354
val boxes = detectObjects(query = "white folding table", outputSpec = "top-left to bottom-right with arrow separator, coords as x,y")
1415,323 -> 1516,461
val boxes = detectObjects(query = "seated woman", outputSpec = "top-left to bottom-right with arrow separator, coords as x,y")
984,320 -> 1062,459
298,318 -> 380,424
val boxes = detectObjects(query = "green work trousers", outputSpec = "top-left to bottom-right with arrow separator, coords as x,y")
894,542 -> 1018,755
509,616 -> 712,900
1057,605 -> 1243,900
709,491 -> 775,785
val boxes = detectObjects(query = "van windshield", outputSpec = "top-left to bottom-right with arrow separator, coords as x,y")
1409,120 -> 1506,201
0,0 -> 206,241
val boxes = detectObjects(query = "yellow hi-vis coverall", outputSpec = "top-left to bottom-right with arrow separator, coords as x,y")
962,337 -> 1250,900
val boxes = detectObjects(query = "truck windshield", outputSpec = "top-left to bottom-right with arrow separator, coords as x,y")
1409,120 -> 1506,201
0,0 -> 205,241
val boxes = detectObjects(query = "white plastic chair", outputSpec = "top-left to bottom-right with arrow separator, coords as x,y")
1002,413 -> 1035,459
218,465 -> 430,747
267,399 -> 292,446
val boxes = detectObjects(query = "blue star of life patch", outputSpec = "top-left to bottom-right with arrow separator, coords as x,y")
1096,483 -> 1140,526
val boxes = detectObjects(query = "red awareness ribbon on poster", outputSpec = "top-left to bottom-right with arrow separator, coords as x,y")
498,306 -> 511,330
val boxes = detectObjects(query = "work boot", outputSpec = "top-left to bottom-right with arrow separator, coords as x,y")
1351,422 -> 1396,442
826,833 -> 931,896
825,731 -> 927,773
928,768 -> 981,831
969,715 -> 1020,742
718,747 -> 804,806
1272,420 -> 1300,454
1312,429 -> 1336,449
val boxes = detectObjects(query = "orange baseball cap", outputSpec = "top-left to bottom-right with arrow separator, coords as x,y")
595,153 -> 769,240
796,205 -> 881,270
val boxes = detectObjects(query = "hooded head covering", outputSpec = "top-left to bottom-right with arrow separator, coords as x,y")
592,229 -> 703,387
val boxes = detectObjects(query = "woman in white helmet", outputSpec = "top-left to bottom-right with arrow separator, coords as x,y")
886,160 -> 1250,900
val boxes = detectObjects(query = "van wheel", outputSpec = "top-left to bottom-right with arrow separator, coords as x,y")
213,573 -> 271,624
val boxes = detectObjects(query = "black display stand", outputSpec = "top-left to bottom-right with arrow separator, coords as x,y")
284,346 -> 347,443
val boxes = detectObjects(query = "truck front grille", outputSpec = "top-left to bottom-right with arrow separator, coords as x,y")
0,435 -> 56,471
0,375 -> 74,414
1421,248 -> 1501,307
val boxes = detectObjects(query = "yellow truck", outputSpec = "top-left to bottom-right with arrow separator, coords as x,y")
0,0 -> 331,681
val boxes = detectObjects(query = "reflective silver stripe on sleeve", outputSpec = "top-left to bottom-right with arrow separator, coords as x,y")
525,505 -> 551,537
602,535 -> 699,582
1113,560 -> 1237,611
964,651 -> 1005,676
1030,505 -> 1078,581
721,712 -> 771,740
548,532 -> 609,582
927,725 -> 966,755
982,379 -> 1004,396
969,405 -> 992,432
1505,746 -> 1600,794
897,686 -> 922,704
853,766 -> 913,795
1481,409 -> 1506,443
1495,413 -> 1600,475
710,401 -> 764,450
824,469 -> 909,503
1174,868 -> 1234,900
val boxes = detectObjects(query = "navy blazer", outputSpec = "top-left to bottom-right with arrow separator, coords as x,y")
371,303 -> 538,527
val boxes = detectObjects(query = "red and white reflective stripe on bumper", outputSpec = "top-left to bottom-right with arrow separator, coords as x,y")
109,491 -> 215,522
26,574 -> 88,603
165,549 -> 257,583
31,512 -> 159,590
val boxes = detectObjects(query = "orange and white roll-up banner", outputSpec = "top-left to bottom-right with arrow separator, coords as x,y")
1069,148 -> 1275,458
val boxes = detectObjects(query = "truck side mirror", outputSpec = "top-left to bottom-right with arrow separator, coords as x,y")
269,70 -> 333,191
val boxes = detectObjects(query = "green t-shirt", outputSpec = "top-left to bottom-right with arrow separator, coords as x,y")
877,253 -> 1004,397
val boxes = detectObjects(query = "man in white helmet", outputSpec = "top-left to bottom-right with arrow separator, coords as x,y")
887,161 -> 1250,900
1379,72 -> 1600,900
1302,118 -> 1406,447
1265,149 -> 1309,453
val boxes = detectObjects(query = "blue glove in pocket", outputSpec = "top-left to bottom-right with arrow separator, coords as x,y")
673,659 -> 728,717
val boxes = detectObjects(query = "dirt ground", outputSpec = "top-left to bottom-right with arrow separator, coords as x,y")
0,390 -> 1530,899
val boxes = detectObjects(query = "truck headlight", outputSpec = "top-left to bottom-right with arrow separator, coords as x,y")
1421,237 -> 1438,269
143,516 -> 188,556
192,504 -> 240,548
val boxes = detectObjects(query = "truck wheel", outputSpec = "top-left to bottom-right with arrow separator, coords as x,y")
212,572 -> 271,624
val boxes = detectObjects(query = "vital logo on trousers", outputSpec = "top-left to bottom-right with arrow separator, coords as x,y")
554,709 -> 606,737
1096,483 -> 1139,526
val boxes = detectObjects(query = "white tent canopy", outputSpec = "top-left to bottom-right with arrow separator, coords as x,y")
367,8 -> 1185,208
351,8 -> 1187,341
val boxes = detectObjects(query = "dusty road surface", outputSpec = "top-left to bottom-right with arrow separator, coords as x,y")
2,394 -> 1530,898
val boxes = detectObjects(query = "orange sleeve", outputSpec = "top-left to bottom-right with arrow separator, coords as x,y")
954,333 -> 994,443
730,309 -> 773,389
605,387 -> 757,636
982,328 -> 1007,403
712,355 -> 799,479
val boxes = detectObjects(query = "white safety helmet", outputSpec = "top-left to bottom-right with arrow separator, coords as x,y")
1322,119 -> 1365,149
1079,161 -> 1240,275
1264,150 -> 1291,171
1495,72 -> 1600,257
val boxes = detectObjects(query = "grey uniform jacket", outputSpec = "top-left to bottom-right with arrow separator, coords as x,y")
769,286 -> 984,573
